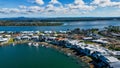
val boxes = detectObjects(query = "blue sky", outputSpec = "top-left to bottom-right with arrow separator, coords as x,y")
0,0 -> 120,18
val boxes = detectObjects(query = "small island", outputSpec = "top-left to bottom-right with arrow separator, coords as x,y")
0,17 -> 120,26
0,20 -> 63,26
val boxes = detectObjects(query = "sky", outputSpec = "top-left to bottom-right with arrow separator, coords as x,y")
0,0 -> 120,18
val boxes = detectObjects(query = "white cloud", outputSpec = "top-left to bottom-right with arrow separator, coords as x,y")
29,6 -> 42,10
0,0 -> 119,16
67,0 -> 96,11
91,0 -> 111,7
111,2 -> 120,8
49,0 -> 61,4
67,4 -> 95,11
48,0 -> 63,8
19,5 -> 27,9
91,0 -> 120,8
18,0 -> 95,15
0,0 -> 97,15
45,4 -> 64,13
27,6 -> 44,13
0,6 -> 44,14
92,0 -> 110,5
74,0 -> 85,5
0,8 -> 20,14
43,0 -> 64,14
35,0 -> 44,5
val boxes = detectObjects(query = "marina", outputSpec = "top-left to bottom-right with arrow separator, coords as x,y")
0,44 -> 89,68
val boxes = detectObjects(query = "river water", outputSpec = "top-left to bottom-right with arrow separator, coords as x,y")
0,20 -> 119,31
0,44 -> 89,68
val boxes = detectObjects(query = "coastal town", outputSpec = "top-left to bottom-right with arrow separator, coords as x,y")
0,26 -> 120,68
0,0 -> 120,67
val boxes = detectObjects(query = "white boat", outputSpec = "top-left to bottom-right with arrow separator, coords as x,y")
33,43 -> 39,47
42,45 -> 45,47
12,43 -> 15,46
28,42 -> 32,46
67,53 -> 71,56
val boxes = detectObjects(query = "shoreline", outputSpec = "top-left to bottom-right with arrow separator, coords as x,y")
43,43 -> 93,68
0,41 -> 93,68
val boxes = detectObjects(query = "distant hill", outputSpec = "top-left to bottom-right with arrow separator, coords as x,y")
0,17 -> 120,22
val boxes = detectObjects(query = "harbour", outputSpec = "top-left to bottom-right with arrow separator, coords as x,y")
0,44 -> 89,68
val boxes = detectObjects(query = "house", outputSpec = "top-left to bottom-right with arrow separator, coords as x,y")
59,30 -> 67,34
31,36 -> 39,41
112,51 -> 120,56
65,40 -> 79,48
100,56 -> 120,68
0,37 -> 9,44
15,36 -> 21,41
92,39 -> 108,44
83,37 -> 93,41
111,33 -> 120,37
21,35 -> 31,40
39,35 -> 46,42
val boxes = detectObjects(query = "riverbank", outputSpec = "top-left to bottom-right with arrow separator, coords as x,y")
11,41 -> 94,68
0,43 -> 88,68
0,21 -> 63,26
37,42 -> 92,68
0,40 -> 92,68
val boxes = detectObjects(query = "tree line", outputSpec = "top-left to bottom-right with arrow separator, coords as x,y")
0,20 -> 63,26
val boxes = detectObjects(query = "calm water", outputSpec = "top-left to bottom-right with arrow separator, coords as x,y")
0,44 -> 89,68
0,20 -> 119,31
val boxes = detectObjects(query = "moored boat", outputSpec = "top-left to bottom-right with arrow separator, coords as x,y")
33,43 -> 39,47
28,42 -> 32,46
